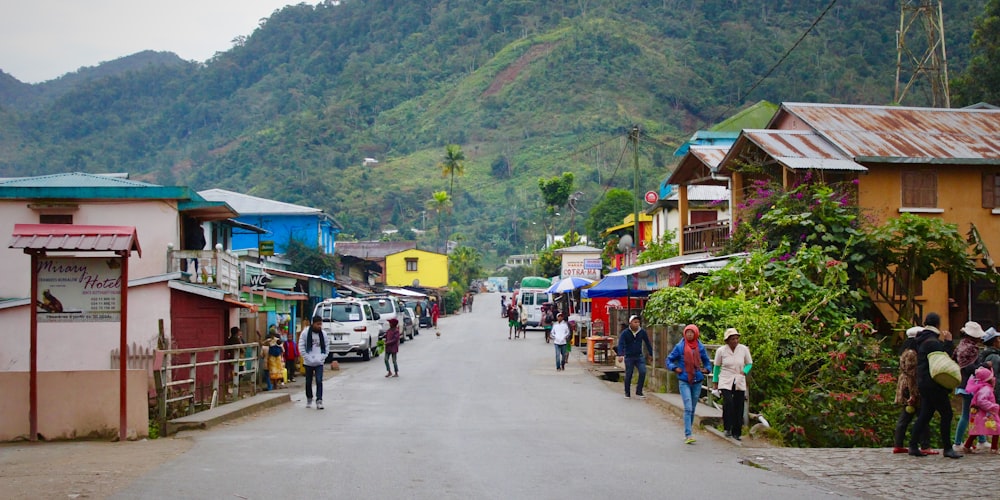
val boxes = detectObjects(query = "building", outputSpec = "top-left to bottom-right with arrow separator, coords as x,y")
199,189 -> 342,257
384,248 -> 448,289
668,102 -> 1000,332
336,241 -> 418,287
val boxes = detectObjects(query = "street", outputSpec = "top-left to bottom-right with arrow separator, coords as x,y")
110,292 -> 848,499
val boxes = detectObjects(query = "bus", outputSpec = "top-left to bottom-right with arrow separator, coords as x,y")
517,276 -> 552,329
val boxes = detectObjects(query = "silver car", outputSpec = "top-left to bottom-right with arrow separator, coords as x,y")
312,297 -> 380,361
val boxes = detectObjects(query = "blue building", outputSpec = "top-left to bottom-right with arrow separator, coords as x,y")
199,189 -> 342,255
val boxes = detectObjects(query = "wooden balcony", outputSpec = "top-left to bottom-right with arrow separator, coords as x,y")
682,219 -> 730,254
167,248 -> 240,295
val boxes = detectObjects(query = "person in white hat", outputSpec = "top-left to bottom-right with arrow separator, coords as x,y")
712,328 -> 752,440
953,321 -> 987,452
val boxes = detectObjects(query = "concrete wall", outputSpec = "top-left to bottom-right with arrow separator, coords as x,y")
385,249 -> 448,288
0,281 -> 167,372
0,199 -> 181,298
0,370 -> 149,441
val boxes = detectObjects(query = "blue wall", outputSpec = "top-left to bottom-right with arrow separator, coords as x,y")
231,214 -> 339,255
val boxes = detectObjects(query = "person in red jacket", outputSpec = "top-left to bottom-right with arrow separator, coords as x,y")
431,299 -> 440,327
281,325 -> 300,383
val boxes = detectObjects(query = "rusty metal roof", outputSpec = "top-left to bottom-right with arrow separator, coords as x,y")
738,130 -> 868,172
666,146 -> 731,185
778,103 -> 1000,163
337,241 -> 417,259
8,224 -> 141,256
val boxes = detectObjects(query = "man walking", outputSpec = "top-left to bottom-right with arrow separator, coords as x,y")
616,315 -> 653,399
551,312 -> 571,370
298,315 -> 327,410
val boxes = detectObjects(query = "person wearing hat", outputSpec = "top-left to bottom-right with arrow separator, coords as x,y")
384,317 -> 401,378
909,312 -> 962,458
712,328 -> 753,441
616,315 -> 653,400
667,324 -> 712,444
952,321 -> 987,452
975,327 -> 1000,411
893,326 -> 932,454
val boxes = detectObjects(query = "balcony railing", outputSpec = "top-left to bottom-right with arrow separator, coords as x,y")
167,248 -> 240,295
682,219 -> 730,254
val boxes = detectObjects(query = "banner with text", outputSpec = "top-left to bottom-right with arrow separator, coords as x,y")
36,257 -> 122,322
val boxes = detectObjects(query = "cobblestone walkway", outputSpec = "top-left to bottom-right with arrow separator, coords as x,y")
740,447 -> 1000,499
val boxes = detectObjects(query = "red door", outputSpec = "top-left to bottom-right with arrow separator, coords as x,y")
170,290 -> 229,402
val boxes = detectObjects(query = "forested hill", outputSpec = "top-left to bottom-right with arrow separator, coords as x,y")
0,0 -> 986,258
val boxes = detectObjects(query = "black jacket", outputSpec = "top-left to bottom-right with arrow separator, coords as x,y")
914,327 -> 954,393
616,327 -> 652,359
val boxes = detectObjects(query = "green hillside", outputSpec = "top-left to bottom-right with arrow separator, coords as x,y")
0,0 -> 987,262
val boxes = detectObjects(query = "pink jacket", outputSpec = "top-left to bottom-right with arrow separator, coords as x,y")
966,366 -> 1000,415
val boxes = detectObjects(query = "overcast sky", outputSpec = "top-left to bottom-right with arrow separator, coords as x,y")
0,1 -> 301,83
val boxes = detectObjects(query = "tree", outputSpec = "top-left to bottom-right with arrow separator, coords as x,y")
448,245 -> 483,288
538,172 -> 575,238
585,188 -> 634,242
283,238 -> 339,278
637,233 -> 678,264
868,213 -> 980,325
425,190 -> 453,253
953,0 -> 1000,106
438,144 -> 466,194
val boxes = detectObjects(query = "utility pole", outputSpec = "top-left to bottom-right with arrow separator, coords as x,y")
895,0 -> 950,107
630,125 -> 641,264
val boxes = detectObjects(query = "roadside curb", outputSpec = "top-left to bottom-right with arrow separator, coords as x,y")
167,392 -> 290,435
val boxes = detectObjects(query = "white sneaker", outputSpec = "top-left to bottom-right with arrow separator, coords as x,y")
636,394 -> 647,400
305,399 -> 312,408
316,400 -> 324,410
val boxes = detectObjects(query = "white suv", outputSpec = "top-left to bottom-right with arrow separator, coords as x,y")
368,295 -> 414,341
312,297 -> 380,361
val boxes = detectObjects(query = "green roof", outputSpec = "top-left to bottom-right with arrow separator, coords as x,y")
709,100 -> 779,132
520,276 -> 552,288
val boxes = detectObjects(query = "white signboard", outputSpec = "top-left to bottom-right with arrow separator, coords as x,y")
36,257 -> 122,322
561,253 -> 602,280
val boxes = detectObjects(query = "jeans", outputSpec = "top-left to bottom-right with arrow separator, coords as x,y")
678,379 -> 701,438
554,344 -> 567,369
721,387 -> 746,438
623,357 -> 646,396
384,352 -> 398,374
304,364 -> 324,402
910,385 -> 952,451
952,393 -> 985,446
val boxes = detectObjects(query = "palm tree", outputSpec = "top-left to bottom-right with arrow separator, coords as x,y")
438,144 -> 466,194
425,190 -> 453,253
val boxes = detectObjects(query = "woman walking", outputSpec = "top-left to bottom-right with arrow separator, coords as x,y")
298,315 -> 327,410
667,324 -> 712,444
712,328 -> 752,441
384,318 -> 401,377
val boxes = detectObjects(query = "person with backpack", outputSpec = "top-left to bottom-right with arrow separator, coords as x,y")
909,312 -> 962,458
952,321 -> 986,453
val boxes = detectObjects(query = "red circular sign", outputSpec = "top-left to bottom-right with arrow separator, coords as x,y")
644,191 -> 658,204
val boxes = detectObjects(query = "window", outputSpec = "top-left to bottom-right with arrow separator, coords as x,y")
901,170 -> 937,208
39,214 -> 73,224
983,172 -> 1000,208
405,258 -> 418,272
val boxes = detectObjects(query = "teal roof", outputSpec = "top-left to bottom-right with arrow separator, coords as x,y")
0,172 -> 193,201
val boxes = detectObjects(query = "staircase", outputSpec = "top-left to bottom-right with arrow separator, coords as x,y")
867,266 -> 923,328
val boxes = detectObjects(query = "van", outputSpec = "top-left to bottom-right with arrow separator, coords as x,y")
517,276 -> 552,329
312,297 -> 380,361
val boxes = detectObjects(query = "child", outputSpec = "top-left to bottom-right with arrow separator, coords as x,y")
267,336 -> 285,389
962,366 -> 1000,453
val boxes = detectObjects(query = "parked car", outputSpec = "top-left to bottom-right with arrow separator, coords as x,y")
368,295 -> 414,341
404,298 -> 433,328
312,297 -> 380,361
401,304 -> 418,337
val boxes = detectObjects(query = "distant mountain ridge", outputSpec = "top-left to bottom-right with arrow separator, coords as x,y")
0,0 -> 987,257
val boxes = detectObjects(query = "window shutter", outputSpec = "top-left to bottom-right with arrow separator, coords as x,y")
985,172 -> 996,208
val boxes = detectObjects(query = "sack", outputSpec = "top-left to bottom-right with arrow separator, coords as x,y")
928,351 -> 962,389
268,345 -> 283,357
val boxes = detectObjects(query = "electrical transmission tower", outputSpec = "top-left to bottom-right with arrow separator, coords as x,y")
895,0 -> 950,107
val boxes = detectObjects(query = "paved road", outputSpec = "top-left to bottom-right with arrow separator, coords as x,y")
112,292 -> 851,499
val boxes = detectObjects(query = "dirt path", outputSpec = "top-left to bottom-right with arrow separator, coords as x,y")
0,437 -> 192,499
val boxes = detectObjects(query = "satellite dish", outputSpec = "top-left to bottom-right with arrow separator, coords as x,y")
617,234 -> 634,252
412,279 -> 420,287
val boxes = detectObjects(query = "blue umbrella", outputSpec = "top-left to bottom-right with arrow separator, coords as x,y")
545,276 -> 594,294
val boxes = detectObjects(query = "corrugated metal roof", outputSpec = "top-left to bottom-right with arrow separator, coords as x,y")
780,103 -> 1000,162
337,241 -> 417,259
8,224 -> 141,256
665,185 -> 731,202
199,189 -> 322,215
728,129 -> 868,172
0,172 -> 157,188
689,146 -> 730,169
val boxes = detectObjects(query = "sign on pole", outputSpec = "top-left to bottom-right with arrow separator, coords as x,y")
36,257 -> 122,322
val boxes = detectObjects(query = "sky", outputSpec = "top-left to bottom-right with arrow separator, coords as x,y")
0,1 -> 302,84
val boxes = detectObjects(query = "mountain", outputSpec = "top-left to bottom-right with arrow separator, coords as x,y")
0,0 -> 986,260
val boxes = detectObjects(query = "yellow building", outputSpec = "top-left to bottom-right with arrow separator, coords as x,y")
669,102 -> 1000,333
385,248 -> 448,289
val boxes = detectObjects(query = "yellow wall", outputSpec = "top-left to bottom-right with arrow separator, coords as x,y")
858,165 -> 1000,328
385,249 -> 448,288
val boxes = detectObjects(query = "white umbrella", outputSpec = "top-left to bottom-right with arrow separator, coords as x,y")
545,276 -> 594,294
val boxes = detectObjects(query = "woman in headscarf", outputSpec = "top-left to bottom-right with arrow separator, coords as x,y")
666,324 -> 712,444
